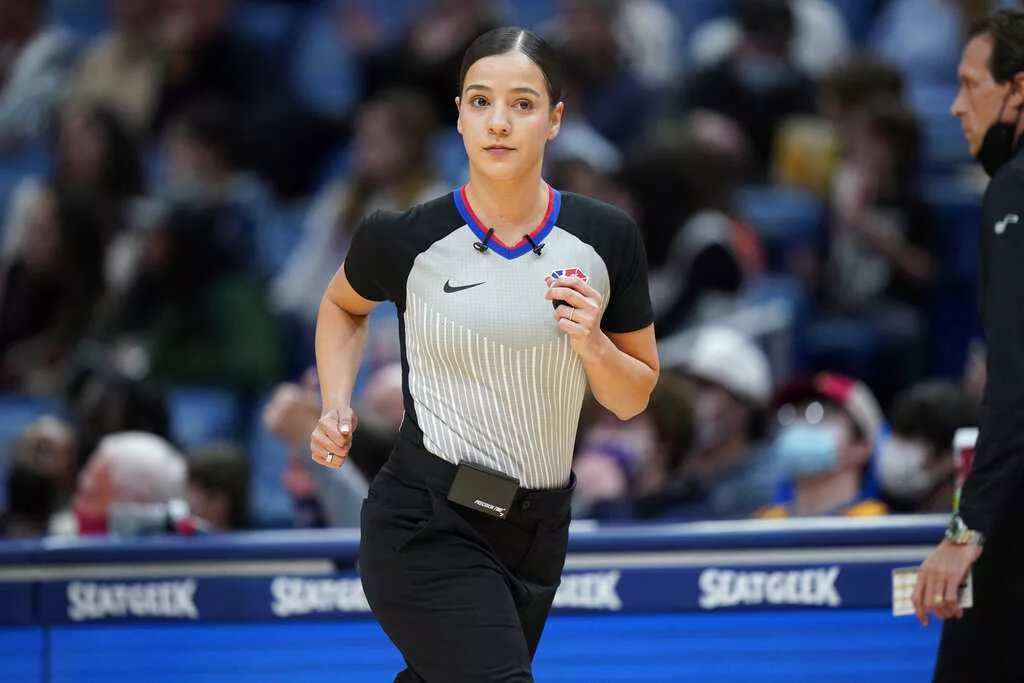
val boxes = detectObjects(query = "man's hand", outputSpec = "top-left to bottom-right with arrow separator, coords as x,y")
912,539 -> 983,626
262,383 -> 321,445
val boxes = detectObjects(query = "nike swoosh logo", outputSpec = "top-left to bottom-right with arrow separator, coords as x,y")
443,280 -> 485,293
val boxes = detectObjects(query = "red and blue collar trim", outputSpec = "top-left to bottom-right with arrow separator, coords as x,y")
454,184 -> 561,260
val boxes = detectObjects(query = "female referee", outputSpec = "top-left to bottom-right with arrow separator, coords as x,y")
309,27 -> 659,683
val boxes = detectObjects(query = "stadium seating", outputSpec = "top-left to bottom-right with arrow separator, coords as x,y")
167,387 -> 244,449
246,392 -> 295,529
737,185 -> 824,273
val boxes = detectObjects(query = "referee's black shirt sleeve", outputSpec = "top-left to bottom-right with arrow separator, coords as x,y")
959,154 -> 1024,539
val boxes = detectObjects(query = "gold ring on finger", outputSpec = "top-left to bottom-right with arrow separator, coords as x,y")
325,452 -> 333,464
569,308 -> 575,323
933,594 -> 945,604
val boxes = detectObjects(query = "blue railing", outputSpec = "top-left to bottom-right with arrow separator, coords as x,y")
0,516 -> 949,683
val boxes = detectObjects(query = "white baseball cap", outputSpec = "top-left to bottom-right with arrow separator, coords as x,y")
659,325 -> 773,408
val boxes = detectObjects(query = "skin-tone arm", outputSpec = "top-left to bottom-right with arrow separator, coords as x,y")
545,276 -> 659,420
309,266 -> 379,469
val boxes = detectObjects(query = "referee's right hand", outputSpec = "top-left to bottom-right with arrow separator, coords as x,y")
310,407 -> 357,469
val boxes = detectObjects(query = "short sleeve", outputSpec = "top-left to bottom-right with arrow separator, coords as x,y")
342,210 -> 396,303
601,214 -> 654,334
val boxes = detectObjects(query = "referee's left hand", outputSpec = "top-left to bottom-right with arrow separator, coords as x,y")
911,539 -> 981,626
310,407 -> 358,469
545,276 -> 604,357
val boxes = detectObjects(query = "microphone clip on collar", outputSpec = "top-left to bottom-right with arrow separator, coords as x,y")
474,228 -> 495,253
524,233 -> 544,255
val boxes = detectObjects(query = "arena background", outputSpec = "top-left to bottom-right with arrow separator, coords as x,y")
0,0 -> 1007,680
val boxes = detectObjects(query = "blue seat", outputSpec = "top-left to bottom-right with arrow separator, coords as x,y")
365,0 -> 422,40
921,176 -> 983,377
235,0 -> 303,54
47,0 -> 107,44
741,275 -> 813,374
289,5 -> 359,118
908,83 -> 957,114
257,201 -> 309,277
167,387 -> 243,449
432,127 -> 468,187
0,394 -> 65,511
920,111 -> 973,174
929,288 -> 982,379
662,0 -> 732,38
805,318 -> 878,381
912,83 -> 970,172
506,0 -> 558,28
825,0 -> 888,45
737,186 -> 824,273
923,176 -> 982,288
247,395 -> 295,529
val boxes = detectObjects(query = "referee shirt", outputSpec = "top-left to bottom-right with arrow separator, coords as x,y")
343,185 -> 653,489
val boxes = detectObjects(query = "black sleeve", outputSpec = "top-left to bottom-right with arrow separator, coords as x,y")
958,173 -> 1024,538
601,211 -> 654,334
342,210 -> 399,303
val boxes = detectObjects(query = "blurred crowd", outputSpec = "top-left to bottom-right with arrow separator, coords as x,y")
0,0 -> 1006,539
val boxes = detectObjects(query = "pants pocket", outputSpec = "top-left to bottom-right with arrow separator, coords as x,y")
361,473 -> 443,556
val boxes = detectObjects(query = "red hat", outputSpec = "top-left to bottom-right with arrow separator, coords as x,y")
773,373 -> 883,444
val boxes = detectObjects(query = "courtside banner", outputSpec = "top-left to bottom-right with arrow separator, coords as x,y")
0,582 -> 33,625
35,562 -> 907,625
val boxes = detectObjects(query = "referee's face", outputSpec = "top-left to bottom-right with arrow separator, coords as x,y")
952,34 -> 1021,156
456,51 -> 564,181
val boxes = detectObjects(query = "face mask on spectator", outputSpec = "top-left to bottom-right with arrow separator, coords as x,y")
876,436 -> 937,501
775,424 -> 839,476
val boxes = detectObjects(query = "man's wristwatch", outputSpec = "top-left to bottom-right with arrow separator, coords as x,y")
945,514 -> 985,547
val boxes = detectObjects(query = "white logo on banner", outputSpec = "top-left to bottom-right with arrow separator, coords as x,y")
67,580 -> 199,621
552,571 -> 623,611
270,577 -> 371,617
698,567 -> 841,610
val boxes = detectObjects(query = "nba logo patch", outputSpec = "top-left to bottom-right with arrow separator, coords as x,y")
549,267 -> 589,283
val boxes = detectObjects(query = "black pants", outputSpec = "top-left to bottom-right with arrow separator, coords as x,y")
359,437 -> 574,683
933,506 -> 1024,682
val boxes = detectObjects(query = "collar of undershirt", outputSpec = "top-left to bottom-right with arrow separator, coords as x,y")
454,184 -> 561,260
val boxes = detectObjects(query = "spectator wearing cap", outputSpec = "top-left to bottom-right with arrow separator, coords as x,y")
877,380 -> 980,514
635,326 -> 782,520
758,373 -> 887,518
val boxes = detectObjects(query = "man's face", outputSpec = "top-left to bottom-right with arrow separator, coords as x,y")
951,34 -> 1018,156
72,457 -> 115,522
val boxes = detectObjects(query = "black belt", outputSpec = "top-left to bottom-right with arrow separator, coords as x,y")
392,419 -> 574,521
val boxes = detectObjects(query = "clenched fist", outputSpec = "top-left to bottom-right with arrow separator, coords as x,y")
310,407 -> 358,469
